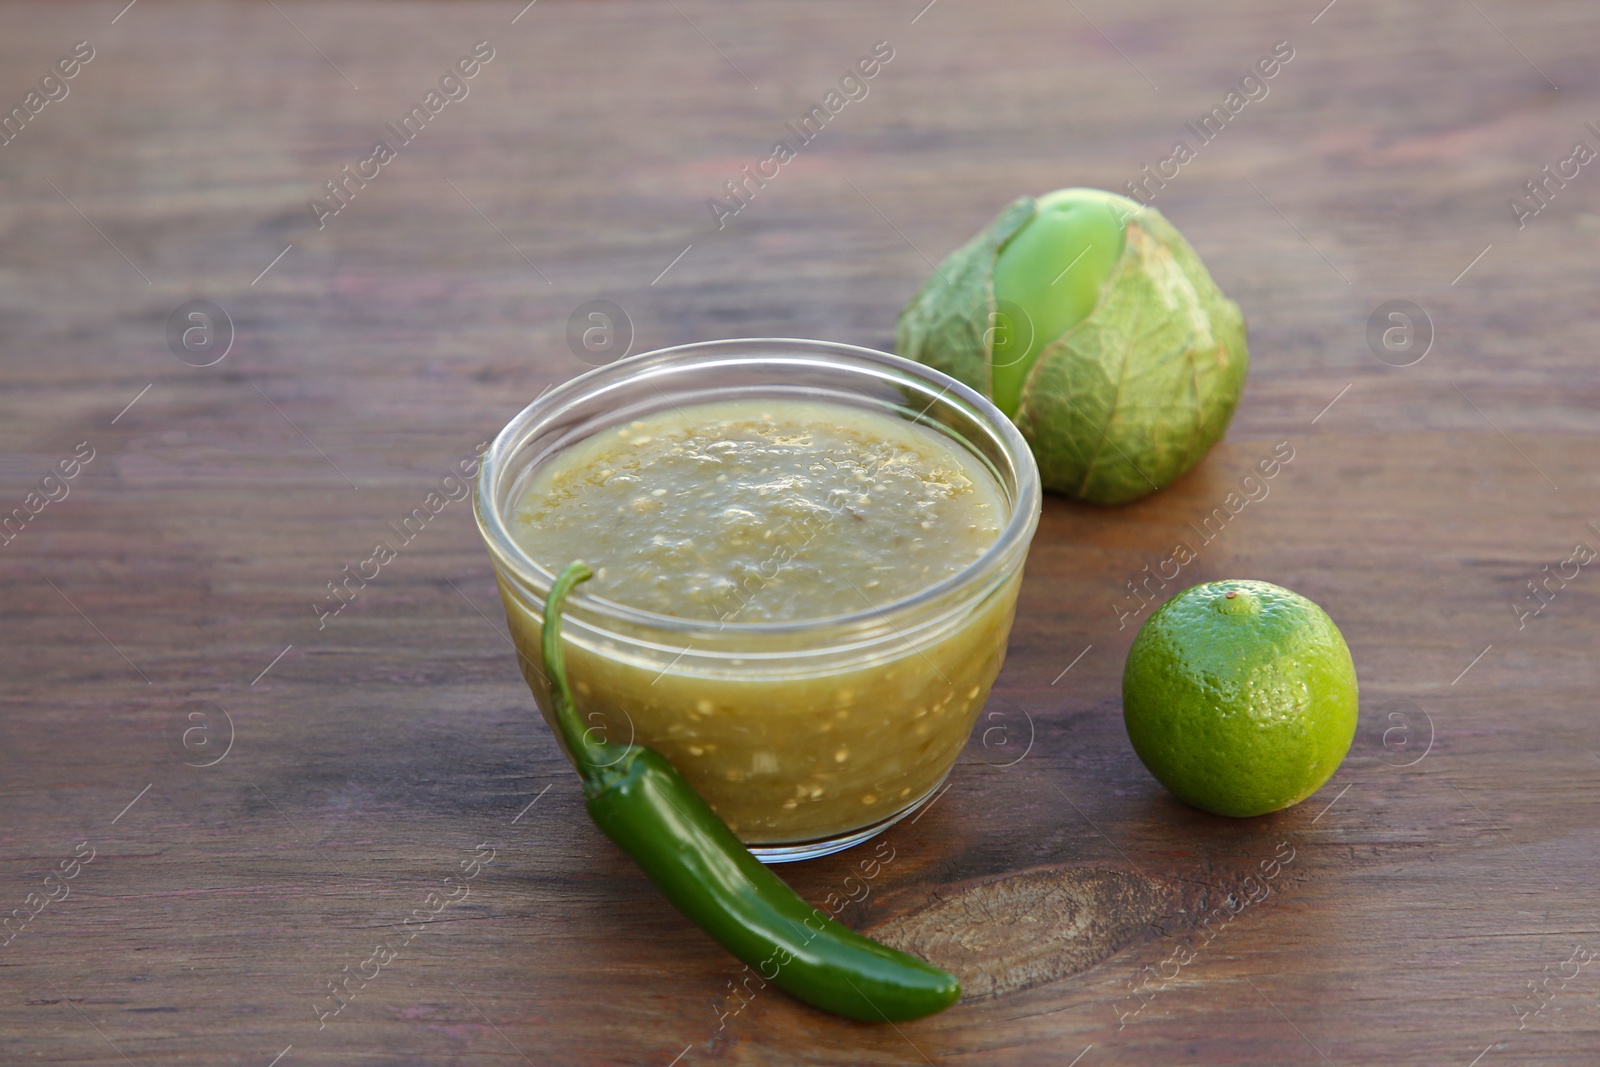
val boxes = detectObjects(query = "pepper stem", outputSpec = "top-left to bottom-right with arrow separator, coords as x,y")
542,560 -> 605,784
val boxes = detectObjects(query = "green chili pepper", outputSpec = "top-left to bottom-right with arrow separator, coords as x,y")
541,560 -> 961,1023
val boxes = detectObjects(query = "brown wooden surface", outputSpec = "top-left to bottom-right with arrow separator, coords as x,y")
3,1 -> 1599,1063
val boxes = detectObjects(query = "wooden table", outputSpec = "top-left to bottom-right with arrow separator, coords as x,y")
3,1 -> 1597,1063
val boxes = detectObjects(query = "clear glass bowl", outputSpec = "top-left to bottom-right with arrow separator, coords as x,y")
474,339 -> 1041,861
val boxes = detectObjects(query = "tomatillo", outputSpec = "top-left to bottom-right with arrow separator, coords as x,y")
896,188 -> 1248,505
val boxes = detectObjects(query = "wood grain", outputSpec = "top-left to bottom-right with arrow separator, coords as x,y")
2,0 -> 1599,1064
870,867 -> 1175,999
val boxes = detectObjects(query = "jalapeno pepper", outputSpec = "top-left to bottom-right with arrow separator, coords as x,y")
541,561 -> 961,1022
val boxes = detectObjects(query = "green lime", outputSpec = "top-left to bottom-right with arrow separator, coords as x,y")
1121,579 -> 1358,818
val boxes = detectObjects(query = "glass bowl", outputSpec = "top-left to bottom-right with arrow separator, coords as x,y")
474,338 -> 1040,861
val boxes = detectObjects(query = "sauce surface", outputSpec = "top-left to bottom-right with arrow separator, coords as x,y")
512,399 -> 1005,623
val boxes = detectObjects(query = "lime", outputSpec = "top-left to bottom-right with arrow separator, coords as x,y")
1121,579 -> 1358,818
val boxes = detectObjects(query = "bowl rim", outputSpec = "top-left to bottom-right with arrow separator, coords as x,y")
474,337 -> 1042,638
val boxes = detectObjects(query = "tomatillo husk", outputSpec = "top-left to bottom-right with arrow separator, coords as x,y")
895,189 -> 1248,506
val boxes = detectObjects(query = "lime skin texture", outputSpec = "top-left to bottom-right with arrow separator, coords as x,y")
1121,580 -> 1358,818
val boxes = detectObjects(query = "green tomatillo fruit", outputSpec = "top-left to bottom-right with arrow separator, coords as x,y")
895,189 -> 1248,505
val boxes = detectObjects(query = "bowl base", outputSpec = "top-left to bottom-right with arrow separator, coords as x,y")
745,772 -> 952,864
